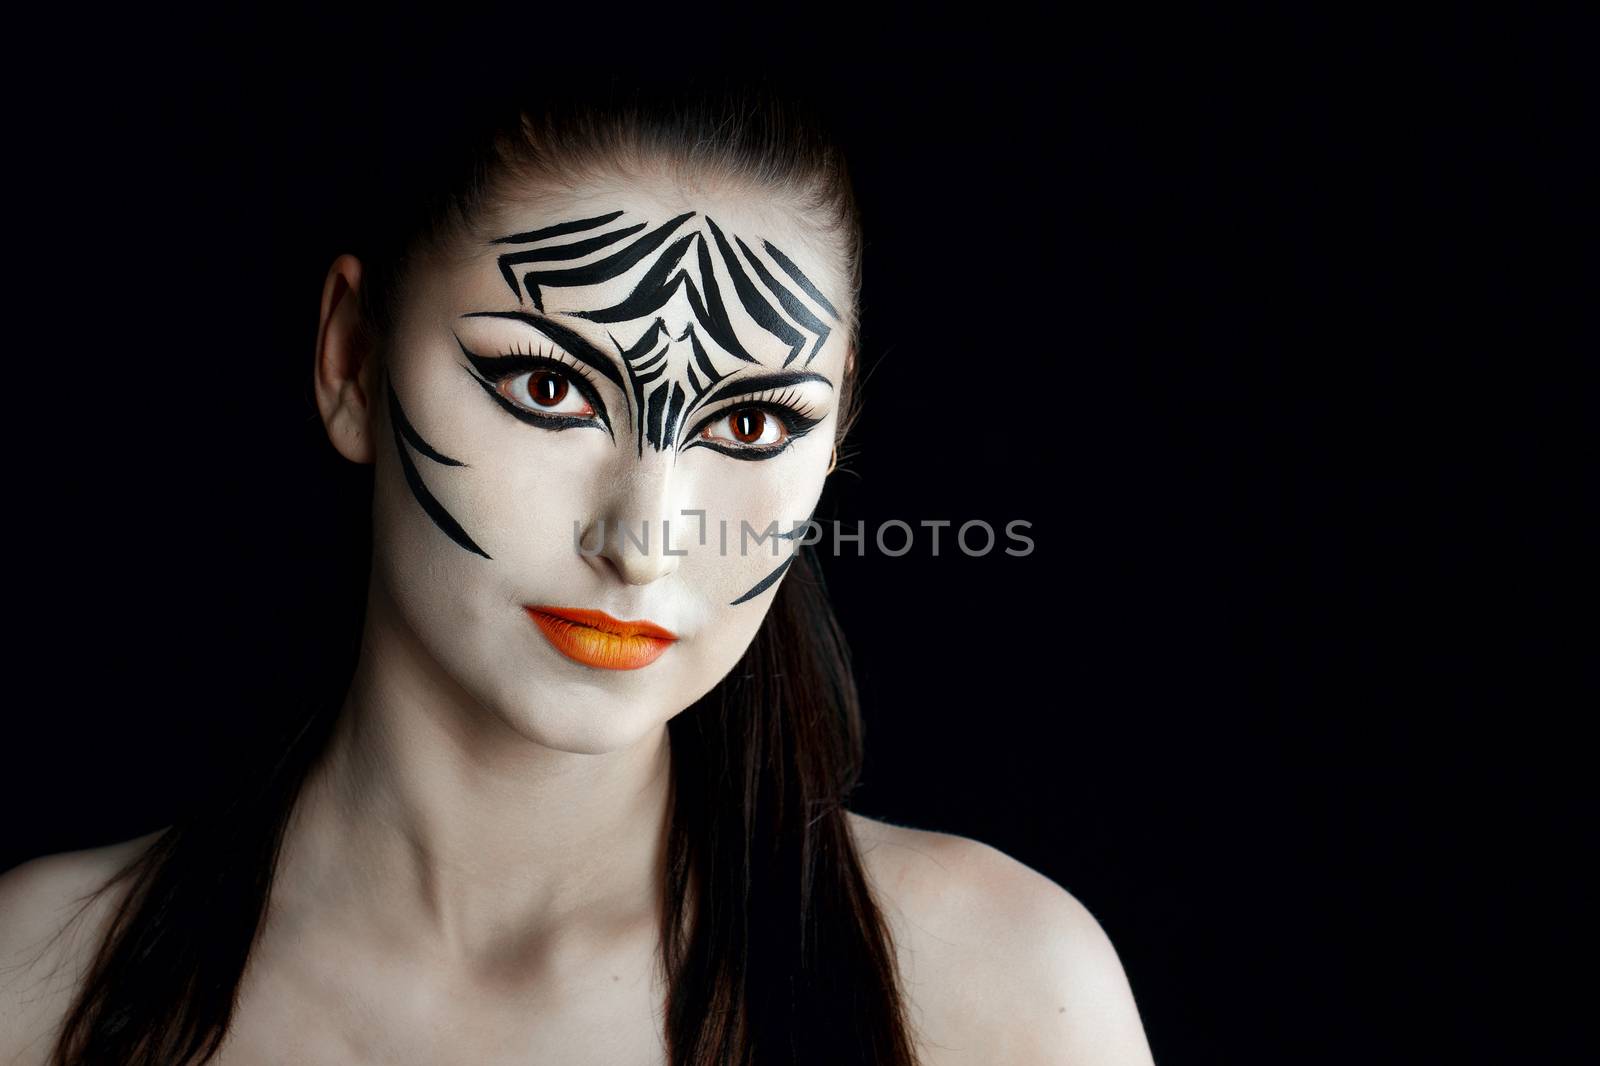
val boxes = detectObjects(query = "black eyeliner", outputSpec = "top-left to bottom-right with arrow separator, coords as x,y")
454,335 -> 616,440
684,397 -> 824,462
459,310 -> 628,391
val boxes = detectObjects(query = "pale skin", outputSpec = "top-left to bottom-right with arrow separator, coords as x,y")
0,168 -> 1155,1065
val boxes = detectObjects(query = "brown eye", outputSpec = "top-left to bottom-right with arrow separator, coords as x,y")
499,369 -> 594,419
731,409 -> 765,443
530,371 -> 568,407
700,406 -> 786,450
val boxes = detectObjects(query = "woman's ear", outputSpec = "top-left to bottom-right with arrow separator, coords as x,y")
313,254 -> 379,465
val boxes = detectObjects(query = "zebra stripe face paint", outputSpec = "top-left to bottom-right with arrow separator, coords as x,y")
370,180 -> 848,755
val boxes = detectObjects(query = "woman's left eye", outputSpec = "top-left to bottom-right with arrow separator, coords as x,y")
499,370 -> 595,418
699,406 -> 788,450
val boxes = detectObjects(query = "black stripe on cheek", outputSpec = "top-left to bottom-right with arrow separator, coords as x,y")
387,378 -> 492,560
729,552 -> 796,606
387,375 -> 468,468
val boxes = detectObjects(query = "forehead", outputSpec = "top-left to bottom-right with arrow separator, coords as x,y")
432,171 -> 846,372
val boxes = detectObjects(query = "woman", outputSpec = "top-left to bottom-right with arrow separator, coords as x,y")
0,78 -> 1153,1065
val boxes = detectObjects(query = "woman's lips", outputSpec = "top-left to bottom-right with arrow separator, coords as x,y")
524,605 -> 678,670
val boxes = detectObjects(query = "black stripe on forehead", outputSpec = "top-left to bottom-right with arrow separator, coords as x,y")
701,217 -> 808,367
684,323 -> 727,392
492,210 -> 837,365
733,234 -> 831,367
566,232 -> 697,325
762,239 -> 840,322
613,320 -> 668,454
491,209 -> 842,453
490,209 -> 626,246
493,223 -> 646,295
502,211 -> 697,311
685,229 -> 759,364
663,383 -> 688,448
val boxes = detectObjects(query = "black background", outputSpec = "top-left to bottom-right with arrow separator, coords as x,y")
1,17 -> 1580,1066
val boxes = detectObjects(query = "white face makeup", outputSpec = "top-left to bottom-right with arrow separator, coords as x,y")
368,174 -> 848,755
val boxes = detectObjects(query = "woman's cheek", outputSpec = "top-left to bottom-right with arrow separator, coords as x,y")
459,443 -> 599,564
703,468 -> 821,605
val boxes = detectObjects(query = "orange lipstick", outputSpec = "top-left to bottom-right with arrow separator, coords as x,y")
525,606 -> 678,670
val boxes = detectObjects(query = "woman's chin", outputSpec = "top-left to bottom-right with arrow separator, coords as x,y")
478,683 -> 678,756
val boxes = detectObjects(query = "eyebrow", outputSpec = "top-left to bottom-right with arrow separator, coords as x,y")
690,369 -> 834,417
459,310 -> 626,391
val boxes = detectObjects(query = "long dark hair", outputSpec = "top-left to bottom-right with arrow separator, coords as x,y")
50,76 -> 920,1064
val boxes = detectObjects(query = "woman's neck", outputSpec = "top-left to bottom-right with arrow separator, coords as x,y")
276,590 -> 675,974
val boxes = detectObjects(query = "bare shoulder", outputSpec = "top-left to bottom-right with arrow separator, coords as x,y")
0,830 -> 166,1066
846,811 -> 1154,1066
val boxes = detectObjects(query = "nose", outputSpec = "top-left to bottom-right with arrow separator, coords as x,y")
579,452 -> 688,587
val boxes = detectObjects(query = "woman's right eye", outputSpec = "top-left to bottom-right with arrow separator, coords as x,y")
498,370 -> 596,419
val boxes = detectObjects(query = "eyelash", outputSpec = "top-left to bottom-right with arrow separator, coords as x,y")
461,337 -> 825,461
461,340 -> 613,437
687,388 -> 825,462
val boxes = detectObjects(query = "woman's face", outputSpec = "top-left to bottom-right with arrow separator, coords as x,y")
366,171 -> 849,754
